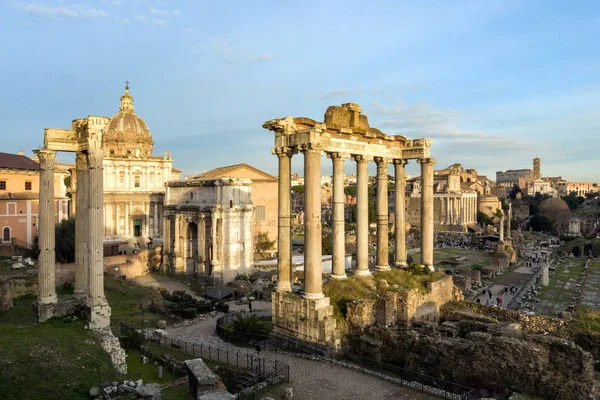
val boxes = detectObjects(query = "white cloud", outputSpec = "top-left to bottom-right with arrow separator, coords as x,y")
18,4 -> 110,20
152,18 -> 168,26
149,7 -> 169,16
134,14 -> 147,22
114,15 -> 130,24
248,53 -> 273,62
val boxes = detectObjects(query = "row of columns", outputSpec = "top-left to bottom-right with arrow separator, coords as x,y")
275,145 -> 435,299
440,195 -> 477,225
35,149 -> 108,311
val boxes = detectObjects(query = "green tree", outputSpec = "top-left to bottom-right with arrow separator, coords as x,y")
477,211 -> 492,227
530,214 -> 552,231
344,185 -> 357,197
55,217 -> 75,263
562,192 -> 585,210
291,185 -> 304,194
322,230 -> 333,255
254,232 -> 276,260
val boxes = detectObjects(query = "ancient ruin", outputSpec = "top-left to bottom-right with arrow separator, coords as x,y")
263,103 -> 435,345
34,115 -> 111,329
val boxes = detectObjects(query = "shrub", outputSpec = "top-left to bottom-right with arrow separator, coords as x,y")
181,307 -> 197,319
470,264 -> 483,272
215,302 -> 229,313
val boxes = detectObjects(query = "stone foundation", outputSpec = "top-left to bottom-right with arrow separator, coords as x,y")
92,327 -> 127,374
272,292 -> 340,347
32,297 -> 81,323
85,303 -> 112,330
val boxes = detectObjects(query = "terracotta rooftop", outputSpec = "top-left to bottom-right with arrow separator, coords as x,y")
0,152 -> 39,171
192,163 -> 277,181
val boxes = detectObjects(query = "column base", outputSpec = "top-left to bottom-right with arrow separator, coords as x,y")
395,262 -> 408,268
38,294 -> 58,305
355,269 -> 371,277
422,264 -> 435,272
85,303 -> 112,330
272,292 -> 340,347
303,292 -> 325,300
73,291 -> 88,303
276,281 -> 292,293
375,265 -> 391,271
330,274 -> 347,280
32,297 -> 80,324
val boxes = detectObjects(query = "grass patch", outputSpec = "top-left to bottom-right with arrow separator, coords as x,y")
162,384 -> 192,400
574,306 -> 600,333
0,295 -> 122,400
126,349 -> 179,384
324,269 -> 445,322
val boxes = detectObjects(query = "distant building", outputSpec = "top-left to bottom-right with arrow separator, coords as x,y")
191,163 -> 278,256
528,178 -> 558,198
495,157 -> 541,195
401,165 -> 478,233
0,151 -> 70,248
557,181 -> 598,197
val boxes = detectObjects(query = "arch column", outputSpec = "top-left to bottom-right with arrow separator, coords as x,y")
302,144 -> 324,299
198,214 -> 206,273
354,155 -> 370,276
275,147 -> 294,292
418,158 -> 435,270
394,159 -> 408,267
375,157 -> 390,271
34,149 -> 57,305
329,152 -> 347,279
74,151 -> 89,301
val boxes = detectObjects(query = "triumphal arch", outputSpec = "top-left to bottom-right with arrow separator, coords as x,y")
33,116 -> 111,329
263,103 -> 434,345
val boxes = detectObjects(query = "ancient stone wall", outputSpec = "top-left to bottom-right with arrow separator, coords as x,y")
352,324 -> 597,400
0,274 -> 38,311
346,275 -> 464,333
460,302 -> 565,334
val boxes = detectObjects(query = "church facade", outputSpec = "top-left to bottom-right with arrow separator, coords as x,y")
72,85 -> 180,241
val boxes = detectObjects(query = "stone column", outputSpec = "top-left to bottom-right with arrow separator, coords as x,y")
162,216 -> 171,253
86,149 -> 106,304
394,160 -> 408,267
115,203 -> 120,235
507,203 -> 512,238
275,147 -> 293,292
375,157 -> 390,271
153,203 -> 158,237
499,213 -> 505,241
541,262 -> 549,286
198,214 -> 206,273
329,152 -> 347,279
302,144 -> 324,299
418,158 -> 435,270
355,155 -> 370,276
35,149 -> 57,305
74,152 -> 89,301
86,148 -> 111,328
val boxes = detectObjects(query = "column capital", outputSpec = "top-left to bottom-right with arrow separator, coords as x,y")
35,149 -> 56,169
86,148 -> 104,169
417,157 -> 436,165
326,151 -> 347,160
392,159 -> 408,167
373,156 -> 391,165
351,154 -> 371,163
272,146 -> 297,157
75,152 -> 88,170
299,143 -> 322,153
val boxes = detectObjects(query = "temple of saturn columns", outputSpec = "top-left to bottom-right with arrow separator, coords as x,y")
263,103 -> 434,345
33,116 -> 111,329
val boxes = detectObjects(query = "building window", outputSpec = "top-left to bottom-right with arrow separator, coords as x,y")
0,181 -> 5,190
119,172 -> 125,184
134,175 -> 140,188
255,205 -> 266,221
25,181 -> 32,191
2,227 -> 10,243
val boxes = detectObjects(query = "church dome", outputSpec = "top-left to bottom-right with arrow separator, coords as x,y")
103,83 -> 154,158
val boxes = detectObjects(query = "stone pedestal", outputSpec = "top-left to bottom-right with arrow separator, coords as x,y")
271,292 -> 340,347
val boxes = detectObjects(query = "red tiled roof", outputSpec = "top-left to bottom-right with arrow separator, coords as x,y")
0,152 -> 39,171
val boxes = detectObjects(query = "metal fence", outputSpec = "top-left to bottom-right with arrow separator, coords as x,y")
120,322 -> 289,398
215,314 -> 478,399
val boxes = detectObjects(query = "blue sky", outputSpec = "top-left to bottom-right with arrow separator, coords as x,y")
0,0 -> 599,181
